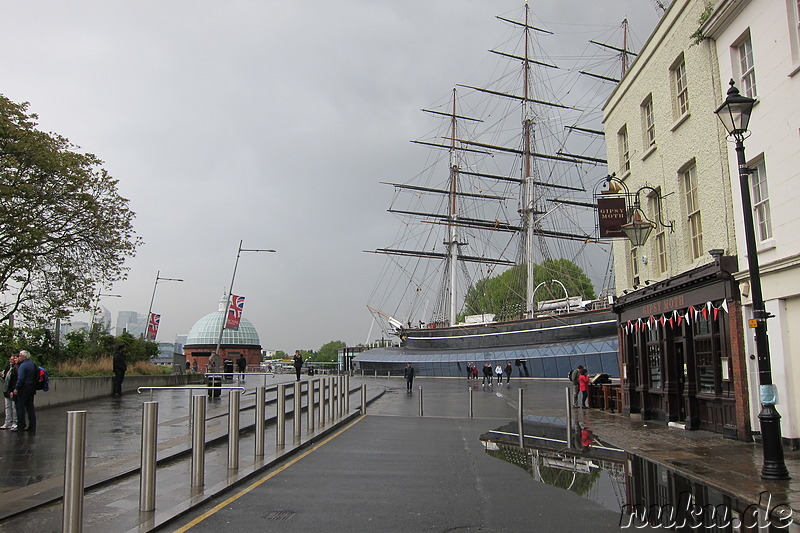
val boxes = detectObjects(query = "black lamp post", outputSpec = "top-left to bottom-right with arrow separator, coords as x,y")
715,79 -> 789,480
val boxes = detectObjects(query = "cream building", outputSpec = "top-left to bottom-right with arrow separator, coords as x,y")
602,0 -> 752,438
702,0 -> 800,447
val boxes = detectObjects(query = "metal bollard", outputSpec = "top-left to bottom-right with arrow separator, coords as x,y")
361,383 -> 367,415
320,378 -> 327,426
336,376 -> 343,418
255,386 -> 265,457
469,387 -> 473,418
191,395 -> 206,487
329,378 -> 336,421
418,386 -> 423,416
139,402 -> 158,512
374,370 -> 377,379
277,383 -> 286,447
293,381 -> 302,444
387,371 -> 390,380
63,410 -> 87,533
517,388 -> 524,449
228,389 -> 241,469
344,375 -> 350,413
565,386 -> 573,449
308,379 -> 316,431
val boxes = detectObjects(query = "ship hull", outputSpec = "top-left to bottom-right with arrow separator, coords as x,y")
355,310 -> 620,379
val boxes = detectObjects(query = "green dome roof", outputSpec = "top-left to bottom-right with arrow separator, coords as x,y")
185,310 -> 260,346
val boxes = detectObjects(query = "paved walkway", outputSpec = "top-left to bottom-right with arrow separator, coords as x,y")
0,376 -> 797,532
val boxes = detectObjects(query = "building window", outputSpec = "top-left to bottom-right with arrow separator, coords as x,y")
630,245 -> 640,287
673,56 -> 689,117
737,34 -> 757,98
642,95 -> 655,148
750,159 -> 772,241
618,125 -> 630,174
650,190 -> 668,274
787,0 -> 800,64
647,329 -> 662,390
683,164 -> 703,260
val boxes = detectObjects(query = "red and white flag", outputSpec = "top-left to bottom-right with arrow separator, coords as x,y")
146,313 -> 161,340
225,294 -> 246,330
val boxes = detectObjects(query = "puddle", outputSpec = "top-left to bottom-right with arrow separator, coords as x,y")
481,416 -> 795,531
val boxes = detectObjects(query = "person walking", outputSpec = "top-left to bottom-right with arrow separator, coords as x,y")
1,354 -> 18,430
237,354 -> 247,381
569,365 -> 585,407
404,362 -> 415,392
293,350 -> 304,381
112,345 -> 127,396
12,350 -> 36,432
504,361 -> 513,384
466,362 -> 473,380
578,368 -> 590,409
482,363 -> 493,386
495,364 -> 504,384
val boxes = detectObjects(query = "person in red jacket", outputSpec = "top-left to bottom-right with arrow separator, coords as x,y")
578,368 -> 591,409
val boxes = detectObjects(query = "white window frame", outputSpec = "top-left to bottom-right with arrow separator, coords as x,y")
630,245 -> 640,287
750,158 -> 772,241
736,33 -> 757,98
673,57 -> 689,117
787,0 -> 800,66
619,125 -> 630,175
650,190 -> 668,274
683,164 -> 703,260
642,95 -> 655,148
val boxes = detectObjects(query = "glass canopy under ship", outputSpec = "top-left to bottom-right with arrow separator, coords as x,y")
353,336 -> 618,378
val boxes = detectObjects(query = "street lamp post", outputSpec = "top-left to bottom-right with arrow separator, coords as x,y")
715,79 -> 789,480
145,270 -> 184,340
214,240 -> 276,357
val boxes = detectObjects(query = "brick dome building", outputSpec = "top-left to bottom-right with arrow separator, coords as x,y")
184,298 -> 262,373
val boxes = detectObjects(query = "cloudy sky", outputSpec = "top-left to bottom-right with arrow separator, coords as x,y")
2,1 -> 662,353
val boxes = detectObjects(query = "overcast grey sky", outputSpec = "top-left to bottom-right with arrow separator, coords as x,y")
2,1 -> 661,353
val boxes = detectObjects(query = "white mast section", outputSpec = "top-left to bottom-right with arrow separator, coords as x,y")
446,89 -> 459,326
522,2 -> 537,317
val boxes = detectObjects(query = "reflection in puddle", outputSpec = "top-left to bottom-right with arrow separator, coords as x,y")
481,416 -> 795,531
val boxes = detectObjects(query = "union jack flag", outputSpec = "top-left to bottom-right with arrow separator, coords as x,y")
146,313 -> 161,340
225,294 -> 246,330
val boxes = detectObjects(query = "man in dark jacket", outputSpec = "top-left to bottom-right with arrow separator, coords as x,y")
112,345 -> 127,396
237,354 -> 247,381
12,350 -> 36,432
293,350 -> 303,381
404,362 -> 415,391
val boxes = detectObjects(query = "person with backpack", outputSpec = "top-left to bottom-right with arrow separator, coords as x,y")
403,362 -> 415,392
12,350 -> 36,432
1,354 -> 18,430
504,361 -> 513,384
237,354 -> 247,381
569,365 -> 584,408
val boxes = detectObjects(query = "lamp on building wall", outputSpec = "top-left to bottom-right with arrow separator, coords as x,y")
715,79 -> 789,480
599,174 -> 673,247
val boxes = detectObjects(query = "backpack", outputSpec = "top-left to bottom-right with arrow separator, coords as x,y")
34,366 -> 49,392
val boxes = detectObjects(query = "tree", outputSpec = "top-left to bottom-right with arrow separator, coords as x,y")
305,340 -> 345,363
462,259 -> 596,320
0,95 -> 140,325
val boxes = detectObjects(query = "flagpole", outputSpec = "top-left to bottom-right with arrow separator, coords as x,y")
145,270 -> 184,340
214,241 -> 276,357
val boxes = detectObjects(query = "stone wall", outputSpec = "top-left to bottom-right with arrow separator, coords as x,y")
35,373 -> 206,409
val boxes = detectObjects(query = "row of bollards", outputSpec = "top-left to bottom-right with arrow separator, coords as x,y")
62,377 -> 367,533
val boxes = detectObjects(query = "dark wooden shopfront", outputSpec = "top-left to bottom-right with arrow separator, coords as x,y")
615,257 -> 751,440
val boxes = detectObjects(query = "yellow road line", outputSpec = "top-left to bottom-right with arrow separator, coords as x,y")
173,415 -> 365,532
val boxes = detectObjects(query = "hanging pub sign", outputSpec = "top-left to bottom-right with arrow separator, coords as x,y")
597,196 -> 627,238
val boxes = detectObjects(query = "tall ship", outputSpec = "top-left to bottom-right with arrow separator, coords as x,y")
359,4 -> 646,378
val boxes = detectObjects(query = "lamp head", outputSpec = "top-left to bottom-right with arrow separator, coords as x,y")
715,79 -> 755,138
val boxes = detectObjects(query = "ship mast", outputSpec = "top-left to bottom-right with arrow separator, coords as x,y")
446,88 -> 460,326
521,1 -> 537,318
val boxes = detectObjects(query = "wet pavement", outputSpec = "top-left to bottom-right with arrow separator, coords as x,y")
0,375 -> 797,531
